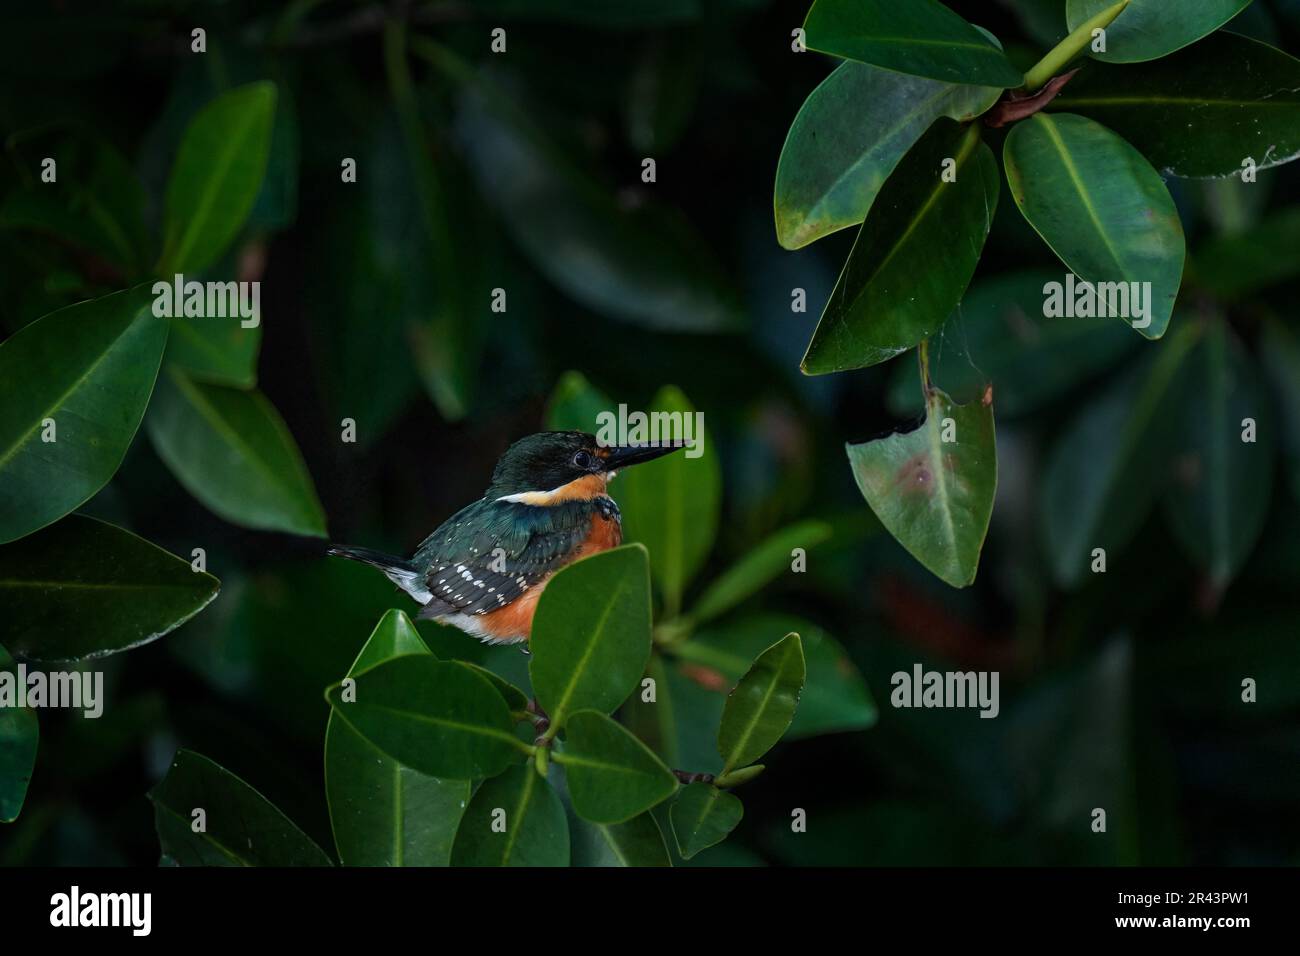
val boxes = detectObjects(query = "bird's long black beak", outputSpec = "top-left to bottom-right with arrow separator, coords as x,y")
602,441 -> 688,470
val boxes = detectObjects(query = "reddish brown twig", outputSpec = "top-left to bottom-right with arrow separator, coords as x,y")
982,70 -> 1080,129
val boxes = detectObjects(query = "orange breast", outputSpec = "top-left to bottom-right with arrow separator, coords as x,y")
577,507 -> 623,557
476,581 -> 546,642
476,508 -> 622,642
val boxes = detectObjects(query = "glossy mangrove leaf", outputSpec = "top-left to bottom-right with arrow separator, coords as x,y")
160,82 -> 277,274
149,749 -> 332,866
0,644 -> 38,823
1004,113 -> 1185,339
1042,325 -> 1200,586
1067,0 -> 1252,63
560,710 -> 678,824
570,811 -> 672,867
0,515 -> 219,662
802,120 -> 998,375
689,520 -> 833,626
0,285 -> 166,545
615,387 -> 720,615
670,782 -> 743,859
145,366 -> 327,537
847,385 -> 997,588
325,610 -> 471,866
774,60 -> 1000,249
1163,321 -> 1274,589
803,0 -> 1024,87
675,613 -> 876,741
530,545 -> 652,729
1051,33 -> 1300,178
164,310 -> 262,390
717,633 -> 805,774
450,764 -> 569,867
324,656 -> 523,780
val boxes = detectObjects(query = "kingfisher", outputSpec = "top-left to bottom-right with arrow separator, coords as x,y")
328,431 -> 681,645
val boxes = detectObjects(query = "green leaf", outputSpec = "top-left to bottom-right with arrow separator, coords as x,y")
1067,0 -> 1252,63
0,515 -> 219,662
886,271 -> 1139,419
160,82 -> 277,274
670,782 -> 742,859
247,84 -> 299,230
325,656 -> 523,780
847,385 -> 997,588
615,387 -> 720,614
164,309 -> 261,389
558,710 -> 678,823
717,634 -> 805,774
450,764 -> 569,866
530,545 -> 653,729
325,610 -> 471,866
675,613 -> 876,741
801,119 -> 999,374
545,370 -> 612,433
1042,324 -> 1200,586
0,644 -> 38,823
714,765 -> 765,789
452,69 -> 741,333
1192,209 -> 1300,301
0,285 -> 167,544
1163,320 -> 1274,590
462,663 -> 530,715
570,811 -> 672,867
803,0 -> 1024,87
1004,113 -> 1185,339
688,521 -> 833,626
1050,33 -> 1300,178
145,365 -> 327,537
774,60 -> 1000,249
149,749 -> 332,866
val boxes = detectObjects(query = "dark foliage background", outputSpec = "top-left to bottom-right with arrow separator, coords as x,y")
2,0 -> 1299,866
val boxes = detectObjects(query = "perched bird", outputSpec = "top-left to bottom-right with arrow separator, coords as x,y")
328,431 -> 681,645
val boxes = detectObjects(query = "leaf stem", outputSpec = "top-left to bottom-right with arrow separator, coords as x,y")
1022,0 -> 1129,93
672,769 -> 715,785
918,339 -> 934,396
713,765 -> 764,789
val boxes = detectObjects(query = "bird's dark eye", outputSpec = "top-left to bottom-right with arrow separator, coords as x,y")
573,451 -> 593,470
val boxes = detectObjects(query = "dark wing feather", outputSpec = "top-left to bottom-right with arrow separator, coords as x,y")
412,497 -> 594,616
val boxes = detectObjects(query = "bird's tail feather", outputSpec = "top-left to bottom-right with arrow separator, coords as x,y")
326,544 -> 415,573
327,545 -> 430,603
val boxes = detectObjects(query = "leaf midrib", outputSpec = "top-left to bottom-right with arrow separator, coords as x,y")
1034,114 -> 1127,279
165,97 -> 265,271
546,569 -> 633,725
721,660 -> 785,774
0,307 -> 147,475
924,396 -> 961,572
842,125 -> 983,317
165,367 -> 311,517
